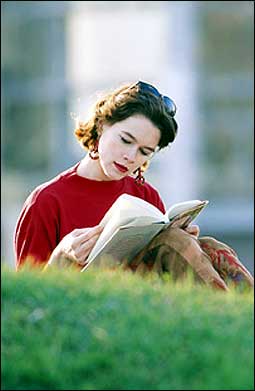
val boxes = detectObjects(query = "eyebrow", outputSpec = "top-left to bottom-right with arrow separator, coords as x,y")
121,131 -> 156,152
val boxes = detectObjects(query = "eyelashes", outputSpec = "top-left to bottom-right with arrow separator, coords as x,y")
119,136 -> 150,156
120,136 -> 131,144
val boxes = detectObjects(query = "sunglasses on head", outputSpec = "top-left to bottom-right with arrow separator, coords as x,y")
130,80 -> 177,117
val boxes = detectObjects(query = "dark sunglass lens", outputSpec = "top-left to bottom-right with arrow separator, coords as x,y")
163,96 -> 176,116
137,81 -> 161,97
137,81 -> 176,116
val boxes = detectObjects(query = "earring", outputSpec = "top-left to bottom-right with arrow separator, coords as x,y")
89,141 -> 99,160
135,168 -> 145,185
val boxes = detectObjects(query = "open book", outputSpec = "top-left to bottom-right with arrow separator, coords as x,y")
81,194 -> 209,272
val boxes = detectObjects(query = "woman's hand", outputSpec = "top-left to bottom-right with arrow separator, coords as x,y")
47,225 -> 103,268
184,224 -> 200,238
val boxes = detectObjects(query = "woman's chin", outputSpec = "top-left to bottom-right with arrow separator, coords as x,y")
103,166 -> 127,181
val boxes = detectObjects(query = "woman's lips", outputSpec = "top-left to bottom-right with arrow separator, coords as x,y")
114,162 -> 128,173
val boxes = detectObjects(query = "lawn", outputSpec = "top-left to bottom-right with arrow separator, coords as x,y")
1,265 -> 254,390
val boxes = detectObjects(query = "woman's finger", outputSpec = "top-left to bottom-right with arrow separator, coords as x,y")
185,225 -> 200,238
72,226 -> 103,247
75,234 -> 102,264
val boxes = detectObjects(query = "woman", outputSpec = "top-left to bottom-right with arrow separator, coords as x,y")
14,81 -> 253,291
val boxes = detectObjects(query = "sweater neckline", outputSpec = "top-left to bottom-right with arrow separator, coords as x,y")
70,161 -> 129,188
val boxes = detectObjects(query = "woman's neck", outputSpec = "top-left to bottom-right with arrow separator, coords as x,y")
77,155 -> 108,181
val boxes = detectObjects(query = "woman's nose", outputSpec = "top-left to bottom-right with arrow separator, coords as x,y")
123,147 -> 137,163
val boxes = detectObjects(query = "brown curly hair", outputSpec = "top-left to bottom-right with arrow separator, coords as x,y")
74,81 -> 178,154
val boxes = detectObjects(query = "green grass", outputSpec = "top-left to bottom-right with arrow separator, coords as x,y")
1,265 -> 254,390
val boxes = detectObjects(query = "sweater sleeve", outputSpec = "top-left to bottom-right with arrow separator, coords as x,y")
151,190 -> 166,214
142,183 -> 166,215
14,189 -> 60,270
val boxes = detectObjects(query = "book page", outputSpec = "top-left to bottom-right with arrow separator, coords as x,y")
168,201 -> 209,228
86,213 -> 163,265
81,195 -> 209,272
166,200 -> 208,219
81,223 -> 168,271
87,194 -> 166,264
100,193 -> 165,228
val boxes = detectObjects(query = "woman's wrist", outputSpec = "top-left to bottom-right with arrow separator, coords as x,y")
48,248 -> 74,268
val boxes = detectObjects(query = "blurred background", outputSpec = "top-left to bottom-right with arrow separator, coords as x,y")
1,1 -> 254,273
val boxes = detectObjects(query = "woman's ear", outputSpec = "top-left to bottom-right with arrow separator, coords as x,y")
89,139 -> 100,160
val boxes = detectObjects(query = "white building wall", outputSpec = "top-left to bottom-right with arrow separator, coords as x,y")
66,2 -> 199,208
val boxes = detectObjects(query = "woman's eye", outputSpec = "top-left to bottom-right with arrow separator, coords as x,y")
120,136 -> 131,144
120,135 -> 151,156
140,149 -> 150,156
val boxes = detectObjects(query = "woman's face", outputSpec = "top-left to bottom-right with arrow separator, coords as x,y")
97,114 -> 161,181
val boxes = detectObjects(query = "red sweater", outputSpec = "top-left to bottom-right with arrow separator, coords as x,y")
14,162 -> 166,269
